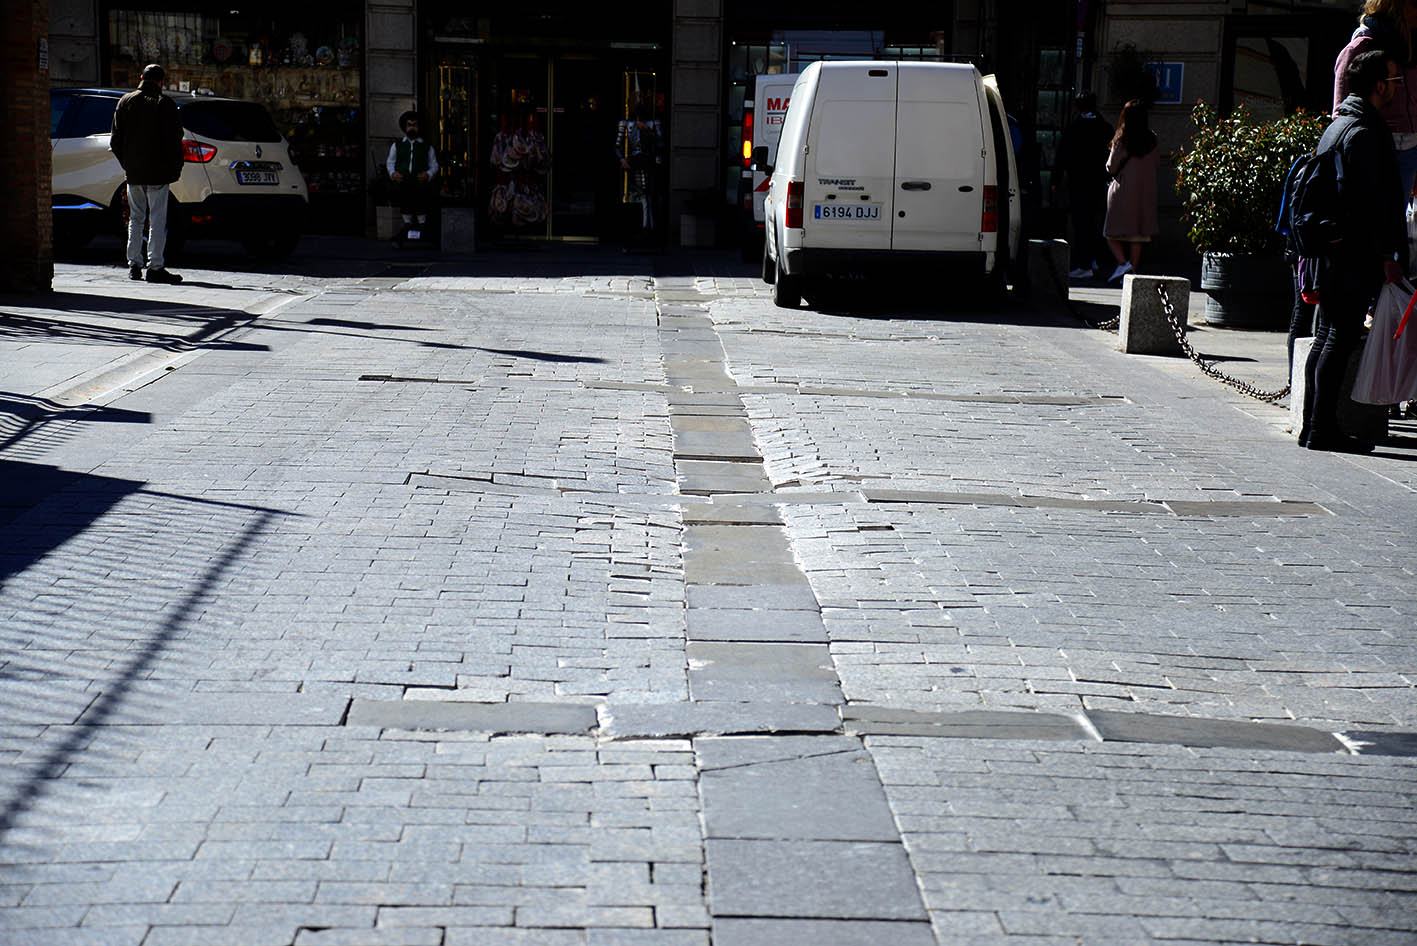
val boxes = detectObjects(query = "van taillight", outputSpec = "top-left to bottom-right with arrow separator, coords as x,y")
182,140 -> 217,163
981,184 -> 998,233
741,107 -> 754,168
785,180 -> 804,229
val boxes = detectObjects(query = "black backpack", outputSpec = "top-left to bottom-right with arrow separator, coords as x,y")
1276,121 -> 1356,259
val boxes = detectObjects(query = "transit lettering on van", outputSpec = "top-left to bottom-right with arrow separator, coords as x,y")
761,60 -> 1021,310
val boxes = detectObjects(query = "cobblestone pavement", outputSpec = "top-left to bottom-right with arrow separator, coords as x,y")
0,250 -> 1414,945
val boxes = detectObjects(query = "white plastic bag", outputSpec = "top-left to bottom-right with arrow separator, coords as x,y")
1352,279 -> 1417,404
1407,199 -> 1417,278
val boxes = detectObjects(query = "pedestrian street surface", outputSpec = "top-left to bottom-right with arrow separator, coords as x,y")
0,252 -> 1414,945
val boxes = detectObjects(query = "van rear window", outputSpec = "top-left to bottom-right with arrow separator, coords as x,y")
179,101 -> 282,142
813,101 -> 897,178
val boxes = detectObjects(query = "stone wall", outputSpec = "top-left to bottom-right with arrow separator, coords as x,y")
3,0 -> 53,292
48,0 -> 100,86
670,0 -> 723,238
365,0 -> 417,232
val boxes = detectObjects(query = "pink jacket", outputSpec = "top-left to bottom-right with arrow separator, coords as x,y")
1333,27 -> 1417,132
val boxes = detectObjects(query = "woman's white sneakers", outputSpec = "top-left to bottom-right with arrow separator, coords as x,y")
1108,262 -> 1133,282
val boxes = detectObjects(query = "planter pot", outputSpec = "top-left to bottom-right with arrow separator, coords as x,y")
1200,251 -> 1292,329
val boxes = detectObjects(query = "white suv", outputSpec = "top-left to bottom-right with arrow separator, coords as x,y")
50,88 -> 309,258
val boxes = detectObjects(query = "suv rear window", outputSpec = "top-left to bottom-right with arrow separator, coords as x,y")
69,96 -> 118,137
179,101 -> 282,143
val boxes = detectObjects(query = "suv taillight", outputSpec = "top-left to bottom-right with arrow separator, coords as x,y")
785,180 -> 804,229
981,184 -> 998,233
183,140 -> 217,163
741,107 -> 754,169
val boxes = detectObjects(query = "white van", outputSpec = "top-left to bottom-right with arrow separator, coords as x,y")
761,61 -> 1021,308
737,72 -> 798,258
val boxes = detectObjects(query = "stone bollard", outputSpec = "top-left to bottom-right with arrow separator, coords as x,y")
1026,239 -> 1069,305
1289,336 -> 1389,443
1118,274 -> 1189,356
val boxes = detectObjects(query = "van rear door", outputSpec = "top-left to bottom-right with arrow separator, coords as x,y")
802,63 -> 896,251
891,65 -> 985,253
983,75 -> 1022,267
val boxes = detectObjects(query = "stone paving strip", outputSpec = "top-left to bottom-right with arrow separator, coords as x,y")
653,276 -> 933,939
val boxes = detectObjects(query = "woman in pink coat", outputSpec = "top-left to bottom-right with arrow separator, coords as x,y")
1103,99 -> 1161,282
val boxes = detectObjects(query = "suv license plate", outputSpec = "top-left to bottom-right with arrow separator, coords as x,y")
814,203 -> 881,221
236,171 -> 278,185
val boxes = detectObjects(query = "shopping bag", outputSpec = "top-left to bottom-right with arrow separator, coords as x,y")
1352,279 -> 1417,404
1407,199 -> 1417,278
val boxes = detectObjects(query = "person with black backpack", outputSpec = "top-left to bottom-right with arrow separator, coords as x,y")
1300,50 -> 1409,454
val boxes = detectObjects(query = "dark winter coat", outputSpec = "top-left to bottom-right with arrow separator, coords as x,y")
1319,94 -> 1408,281
110,81 -> 184,186
1057,112 -> 1113,199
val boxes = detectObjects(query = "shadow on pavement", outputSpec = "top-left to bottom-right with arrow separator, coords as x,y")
0,459 -> 145,579
473,347 -> 608,364
0,311 -> 271,355
0,394 -> 151,465
307,317 -> 426,332
2,290 -> 254,324
0,471 -> 290,838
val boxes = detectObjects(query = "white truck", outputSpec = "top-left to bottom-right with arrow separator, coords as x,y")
737,72 -> 798,260
761,61 -> 1021,307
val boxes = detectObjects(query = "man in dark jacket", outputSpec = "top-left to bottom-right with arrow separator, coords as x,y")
111,63 -> 184,283
1056,91 -> 1113,278
1300,50 -> 1407,453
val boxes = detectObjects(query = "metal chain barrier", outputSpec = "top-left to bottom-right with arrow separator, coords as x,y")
1157,284 -> 1291,403
1038,247 -> 1289,402
1042,250 -> 1120,330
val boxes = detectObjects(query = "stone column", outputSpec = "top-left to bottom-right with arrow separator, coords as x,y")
670,0 -> 722,245
1,0 -> 52,292
49,0 -> 100,86
366,0 -> 417,233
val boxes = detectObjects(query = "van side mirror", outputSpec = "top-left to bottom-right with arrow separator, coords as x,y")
752,146 -> 772,174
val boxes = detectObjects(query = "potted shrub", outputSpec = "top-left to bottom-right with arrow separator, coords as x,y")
1174,101 -> 1329,328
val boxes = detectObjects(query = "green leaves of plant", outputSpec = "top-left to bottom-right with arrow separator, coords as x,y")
1174,100 -> 1330,255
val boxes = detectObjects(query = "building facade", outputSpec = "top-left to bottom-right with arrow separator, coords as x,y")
36,0 -> 1359,256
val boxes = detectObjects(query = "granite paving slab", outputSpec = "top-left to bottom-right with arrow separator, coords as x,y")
346,699 -> 599,734
705,839 -> 928,919
685,584 -> 821,610
843,706 -> 1090,741
599,702 -> 841,737
685,608 -> 828,643
1085,709 -> 1345,753
697,735 -> 899,841
679,503 -> 784,526
711,918 -> 938,946
687,642 -> 842,704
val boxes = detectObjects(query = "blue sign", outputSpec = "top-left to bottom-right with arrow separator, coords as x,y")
1145,62 -> 1184,105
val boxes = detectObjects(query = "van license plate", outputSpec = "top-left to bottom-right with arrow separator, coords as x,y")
814,203 -> 881,221
236,171 -> 278,185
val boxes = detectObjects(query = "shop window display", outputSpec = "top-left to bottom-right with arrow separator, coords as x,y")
106,8 -> 363,233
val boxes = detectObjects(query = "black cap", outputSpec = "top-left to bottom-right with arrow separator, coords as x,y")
142,63 -> 165,81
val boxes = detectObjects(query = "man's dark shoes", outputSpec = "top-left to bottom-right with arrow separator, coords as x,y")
128,265 -> 142,281
146,268 -> 183,284
1305,433 -> 1375,454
